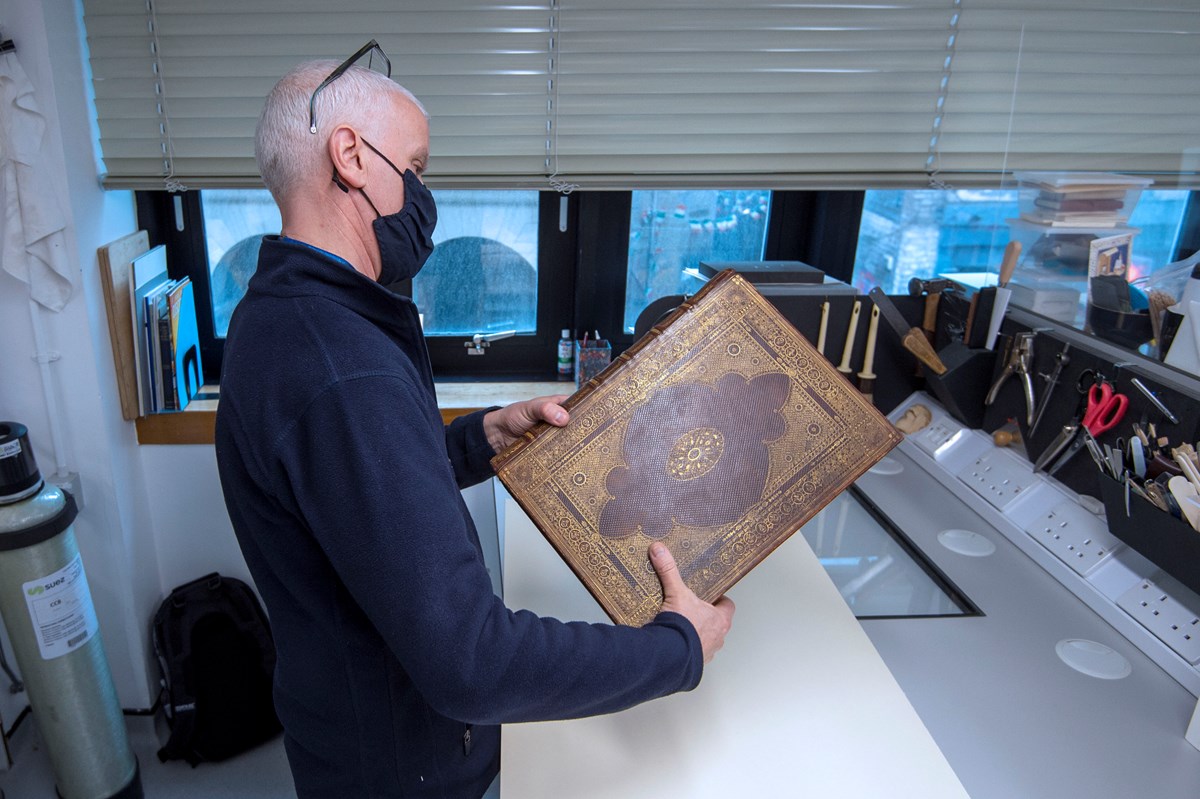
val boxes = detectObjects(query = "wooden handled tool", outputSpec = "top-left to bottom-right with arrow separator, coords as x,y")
857,305 -> 881,402
816,300 -> 831,356
867,289 -> 948,375
837,300 -> 862,376
999,240 -> 1021,287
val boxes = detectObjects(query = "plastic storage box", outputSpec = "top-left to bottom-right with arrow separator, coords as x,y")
1014,171 -> 1153,228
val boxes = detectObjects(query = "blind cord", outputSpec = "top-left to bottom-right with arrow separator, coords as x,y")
983,22 -> 1027,265
146,0 -> 186,193
545,0 -> 577,194
926,0 -> 963,190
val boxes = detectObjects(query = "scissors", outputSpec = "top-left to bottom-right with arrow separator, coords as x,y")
1034,373 -> 1129,476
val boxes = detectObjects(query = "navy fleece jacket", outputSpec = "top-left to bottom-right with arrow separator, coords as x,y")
214,237 -> 703,799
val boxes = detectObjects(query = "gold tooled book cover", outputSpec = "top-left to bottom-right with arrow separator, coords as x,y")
492,270 -> 901,626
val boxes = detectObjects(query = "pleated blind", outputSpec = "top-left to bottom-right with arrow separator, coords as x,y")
82,0 -> 1199,190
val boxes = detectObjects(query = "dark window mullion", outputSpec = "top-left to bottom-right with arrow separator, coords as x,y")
573,191 -> 634,355
135,190 -> 223,385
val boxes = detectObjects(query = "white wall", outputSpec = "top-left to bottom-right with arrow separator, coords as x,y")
0,0 -> 171,711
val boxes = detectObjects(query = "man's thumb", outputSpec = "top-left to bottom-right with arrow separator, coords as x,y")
649,543 -> 685,599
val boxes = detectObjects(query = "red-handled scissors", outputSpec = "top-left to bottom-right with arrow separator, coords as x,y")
1081,380 -> 1128,437
1034,375 -> 1129,475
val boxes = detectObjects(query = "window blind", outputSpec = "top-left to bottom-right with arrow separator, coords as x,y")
82,0 -> 1199,190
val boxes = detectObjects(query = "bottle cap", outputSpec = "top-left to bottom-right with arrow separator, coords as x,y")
561,329 -> 570,339
0,422 -> 43,504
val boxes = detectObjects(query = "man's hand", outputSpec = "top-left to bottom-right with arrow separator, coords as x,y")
649,542 -> 735,663
483,395 -> 570,453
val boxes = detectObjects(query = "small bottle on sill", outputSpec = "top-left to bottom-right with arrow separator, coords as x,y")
557,329 -> 573,381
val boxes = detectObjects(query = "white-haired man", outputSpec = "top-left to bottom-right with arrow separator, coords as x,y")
215,50 -> 734,799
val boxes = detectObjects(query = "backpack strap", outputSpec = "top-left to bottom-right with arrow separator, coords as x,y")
153,573 -> 223,767
156,703 -> 200,766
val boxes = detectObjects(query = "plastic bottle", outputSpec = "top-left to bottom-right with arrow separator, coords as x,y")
557,329 -> 573,380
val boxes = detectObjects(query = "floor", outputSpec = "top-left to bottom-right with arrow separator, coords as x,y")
0,711 -> 297,798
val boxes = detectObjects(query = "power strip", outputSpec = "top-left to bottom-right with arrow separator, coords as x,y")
1118,580 -> 1200,666
957,449 -> 1039,512
889,391 -> 1200,696
1023,499 -> 1123,578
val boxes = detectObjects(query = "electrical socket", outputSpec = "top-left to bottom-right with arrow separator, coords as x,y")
956,450 -> 1038,512
1023,499 -> 1121,576
1117,580 -> 1200,665
911,418 -> 965,459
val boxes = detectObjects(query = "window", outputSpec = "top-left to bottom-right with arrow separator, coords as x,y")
416,191 -> 539,337
624,190 -> 771,334
140,189 -> 574,382
202,190 -> 279,338
852,189 -> 1195,304
141,188 -> 865,381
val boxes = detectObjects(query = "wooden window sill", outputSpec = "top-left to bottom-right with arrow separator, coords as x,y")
134,381 -> 571,445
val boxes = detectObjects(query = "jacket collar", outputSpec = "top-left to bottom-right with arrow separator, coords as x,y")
250,235 -> 420,334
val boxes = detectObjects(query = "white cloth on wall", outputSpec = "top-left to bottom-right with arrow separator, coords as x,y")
0,50 -> 72,311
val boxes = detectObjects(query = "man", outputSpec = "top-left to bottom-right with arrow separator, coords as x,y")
215,55 -> 734,798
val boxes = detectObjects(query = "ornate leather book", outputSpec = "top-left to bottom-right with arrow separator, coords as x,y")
492,270 -> 901,626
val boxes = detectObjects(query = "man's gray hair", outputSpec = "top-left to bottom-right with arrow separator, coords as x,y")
255,60 -> 426,202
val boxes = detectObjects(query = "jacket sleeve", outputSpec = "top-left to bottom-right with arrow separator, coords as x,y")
275,374 -> 704,726
444,407 -> 499,489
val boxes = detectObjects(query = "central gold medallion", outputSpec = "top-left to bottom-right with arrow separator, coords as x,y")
667,427 -> 725,480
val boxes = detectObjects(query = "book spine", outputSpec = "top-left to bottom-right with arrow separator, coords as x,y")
158,306 -> 178,411
491,269 -> 740,470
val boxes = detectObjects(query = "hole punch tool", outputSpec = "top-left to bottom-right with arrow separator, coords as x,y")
1034,371 -> 1130,476
984,331 -> 1036,427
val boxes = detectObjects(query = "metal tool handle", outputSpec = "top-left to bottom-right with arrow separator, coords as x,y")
985,367 -> 1012,406
1021,372 -> 1035,427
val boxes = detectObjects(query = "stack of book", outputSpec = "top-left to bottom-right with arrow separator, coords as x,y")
129,245 -> 204,415
1016,171 -> 1153,229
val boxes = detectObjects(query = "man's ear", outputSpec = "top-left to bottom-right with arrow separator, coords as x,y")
328,125 -> 368,190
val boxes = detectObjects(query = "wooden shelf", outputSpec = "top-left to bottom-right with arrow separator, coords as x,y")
135,381 -> 568,445
136,411 -> 217,445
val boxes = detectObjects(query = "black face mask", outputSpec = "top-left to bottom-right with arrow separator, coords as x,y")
332,137 -> 437,285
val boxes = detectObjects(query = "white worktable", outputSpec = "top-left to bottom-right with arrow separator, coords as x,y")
499,496 -> 970,798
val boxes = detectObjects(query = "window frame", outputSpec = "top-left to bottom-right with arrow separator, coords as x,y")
135,188 -> 866,383
421,192 -> 577,379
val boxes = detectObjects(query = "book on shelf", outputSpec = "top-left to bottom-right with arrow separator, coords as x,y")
1033,197 -> 1124,213
147,281 -> 173,412
1020,213 -> 1121,228
156,289 -> 178,411
129,245 -> 171,416
128,246 -> 204,415
166,279 -> 204,409
492,269 -> 901,627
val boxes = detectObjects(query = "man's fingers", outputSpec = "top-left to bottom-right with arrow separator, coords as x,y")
649,542 -> 685,599
714,595 -> 736,623
525,395 -> 569,427
538,399 -> 569,426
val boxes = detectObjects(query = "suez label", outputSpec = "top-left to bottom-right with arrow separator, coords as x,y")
0,439 -> 20,458
21,554 -> 99,660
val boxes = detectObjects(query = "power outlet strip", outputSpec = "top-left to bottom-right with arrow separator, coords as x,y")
957,450 -> 1038,512
1117,580 -> 1200,665
911,418 -> 965,459
1023,499 -> 1122,577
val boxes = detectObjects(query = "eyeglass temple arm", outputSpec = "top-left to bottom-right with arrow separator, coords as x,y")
308,39 -> 393,134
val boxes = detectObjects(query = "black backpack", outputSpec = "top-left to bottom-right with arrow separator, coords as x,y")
152,572 -> 282,766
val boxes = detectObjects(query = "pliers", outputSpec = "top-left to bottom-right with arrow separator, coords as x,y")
984,332 -> 1036,427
